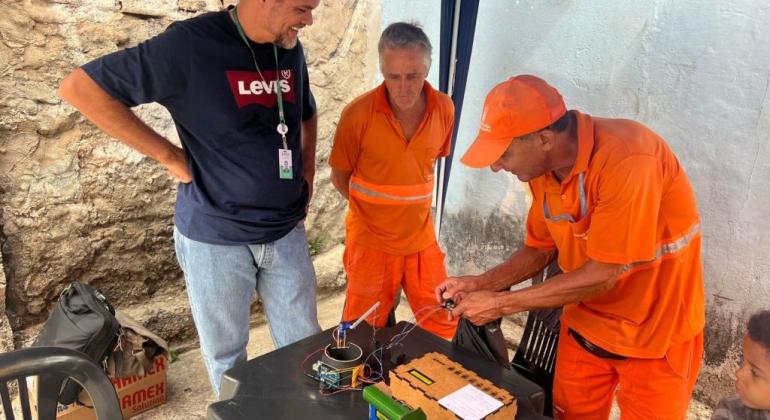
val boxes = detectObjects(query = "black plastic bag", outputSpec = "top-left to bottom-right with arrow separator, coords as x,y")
33,282 -> 121,404
452,318 -> 511,369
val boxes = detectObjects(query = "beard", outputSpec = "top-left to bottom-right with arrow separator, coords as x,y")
274,32 -> 298,49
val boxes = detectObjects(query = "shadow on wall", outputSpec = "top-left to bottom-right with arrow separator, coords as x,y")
696,296 -> 746,406
704,296 -> 745,366
439,209 -> 525,276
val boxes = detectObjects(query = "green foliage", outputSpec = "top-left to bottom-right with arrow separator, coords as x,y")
308,234 -> 328,257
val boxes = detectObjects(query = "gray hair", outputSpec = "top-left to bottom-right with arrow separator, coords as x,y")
378,22 -> 432,63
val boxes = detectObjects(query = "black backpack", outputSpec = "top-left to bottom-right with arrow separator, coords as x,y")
33,282 -> 121,404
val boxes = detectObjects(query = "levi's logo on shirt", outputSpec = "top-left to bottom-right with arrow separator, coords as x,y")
225,69 -> 296,108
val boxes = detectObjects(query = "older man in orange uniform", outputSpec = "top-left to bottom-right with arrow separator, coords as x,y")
437,75 -> 705,418
330,22 -> 457,339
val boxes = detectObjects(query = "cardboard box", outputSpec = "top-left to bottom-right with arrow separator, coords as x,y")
389,352 -> 517,419
32,354 -> 167,419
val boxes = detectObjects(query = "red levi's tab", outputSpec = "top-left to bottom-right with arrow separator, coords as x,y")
226,69 -> 296,108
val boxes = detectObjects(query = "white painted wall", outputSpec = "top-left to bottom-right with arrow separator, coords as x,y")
383,0 -> 770,373
379,0 -> 441,86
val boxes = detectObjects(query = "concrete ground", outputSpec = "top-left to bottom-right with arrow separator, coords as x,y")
133,291 -> 714,419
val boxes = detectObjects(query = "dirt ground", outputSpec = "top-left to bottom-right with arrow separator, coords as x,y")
133,292 -> 716,419
3,291 -> 716,419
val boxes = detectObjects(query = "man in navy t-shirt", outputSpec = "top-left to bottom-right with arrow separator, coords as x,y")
59,0 -> 322,396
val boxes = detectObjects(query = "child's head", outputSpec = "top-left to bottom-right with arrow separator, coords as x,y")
735,310 -> 770,410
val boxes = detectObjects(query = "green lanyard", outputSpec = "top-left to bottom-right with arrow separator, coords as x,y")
230,7 -> 289,149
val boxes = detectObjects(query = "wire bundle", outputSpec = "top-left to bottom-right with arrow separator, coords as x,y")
302,303 -> 447,396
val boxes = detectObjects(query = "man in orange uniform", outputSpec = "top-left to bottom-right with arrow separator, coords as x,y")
330,22 -> 457,339
436,75 -> 705,418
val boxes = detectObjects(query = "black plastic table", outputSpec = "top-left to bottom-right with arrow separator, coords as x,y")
208,321 -> 548,419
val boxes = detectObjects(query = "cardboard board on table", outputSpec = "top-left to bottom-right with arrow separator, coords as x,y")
389,352 -> 517,419
31,354 -> 167,419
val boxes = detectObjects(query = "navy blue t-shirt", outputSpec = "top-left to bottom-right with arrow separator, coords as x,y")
82,10 -> 316,245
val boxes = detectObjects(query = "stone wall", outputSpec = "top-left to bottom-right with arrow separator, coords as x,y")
0,252 -> 11,352
0,0 -> 379,342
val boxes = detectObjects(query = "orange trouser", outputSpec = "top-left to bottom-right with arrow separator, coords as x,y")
553,323 -> 703,420
342,241 -> 458,339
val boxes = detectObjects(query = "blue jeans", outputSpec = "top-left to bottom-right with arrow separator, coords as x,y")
173,223 -> 321,396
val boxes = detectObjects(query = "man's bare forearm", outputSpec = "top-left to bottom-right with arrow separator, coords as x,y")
301,113 -> 318,184
496,259 -> 623,314
58,68 -> 181,165
330,168 -> 351,199
479,246 -> 555,291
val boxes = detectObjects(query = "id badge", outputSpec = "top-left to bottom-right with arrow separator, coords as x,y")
278,148 -> 293,179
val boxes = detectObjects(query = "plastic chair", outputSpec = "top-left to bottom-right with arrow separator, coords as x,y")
0,347 -> 122,420
511,260 -> 563,417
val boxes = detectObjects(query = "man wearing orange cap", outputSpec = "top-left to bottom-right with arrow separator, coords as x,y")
436,74 -> 705,419
329,22 -> 457,339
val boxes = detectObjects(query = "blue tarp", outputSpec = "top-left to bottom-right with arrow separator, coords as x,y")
437,0 -> 479,237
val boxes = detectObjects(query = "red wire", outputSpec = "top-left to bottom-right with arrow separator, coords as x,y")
300,347 -> 325,371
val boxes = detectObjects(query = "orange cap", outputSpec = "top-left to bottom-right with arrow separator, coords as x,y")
461,75 -> 566,168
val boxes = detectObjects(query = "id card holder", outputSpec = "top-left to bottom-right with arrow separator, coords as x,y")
278,148 -> 293,179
